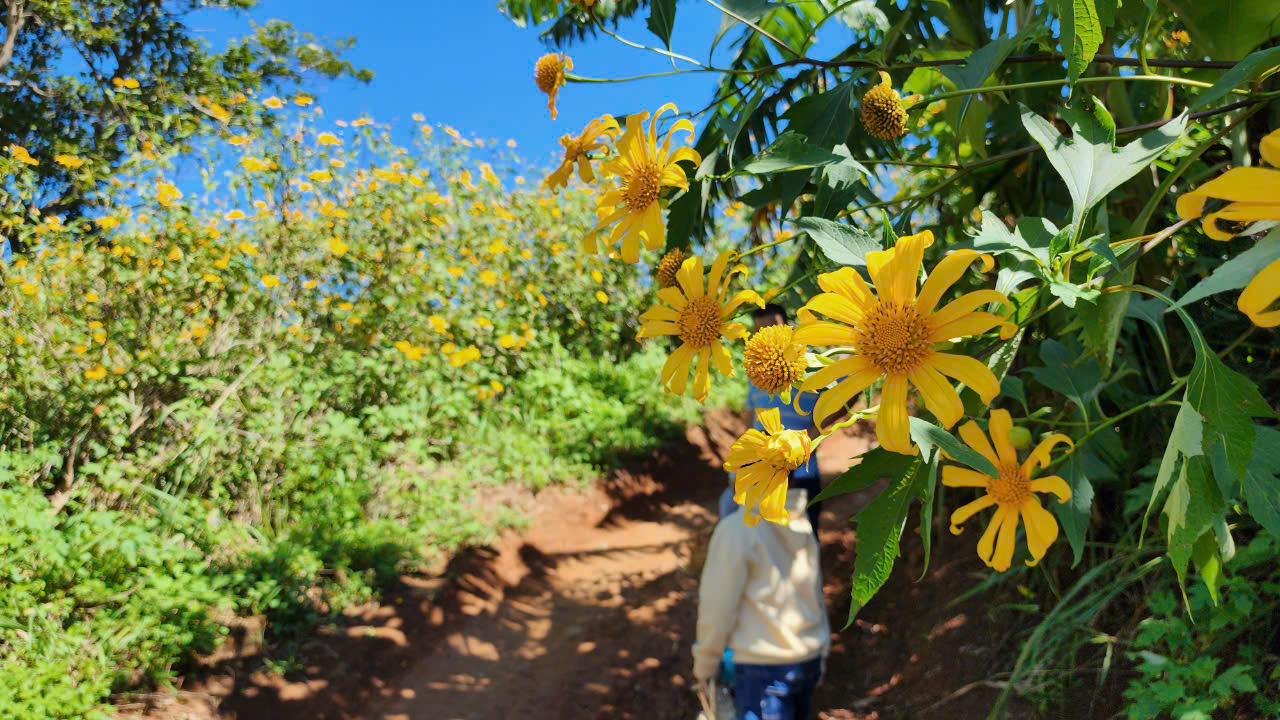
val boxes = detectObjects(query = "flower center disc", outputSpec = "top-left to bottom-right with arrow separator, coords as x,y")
678,295 -> 722,349
534,57 -> 562,93
988,463 -> 1031,506
745,325 -> 805,394
857,302 -> 932,375
625,163 -> 661,212
767,431 -> 810,472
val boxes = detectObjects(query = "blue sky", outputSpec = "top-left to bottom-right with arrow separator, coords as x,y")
192,1 -> 738,171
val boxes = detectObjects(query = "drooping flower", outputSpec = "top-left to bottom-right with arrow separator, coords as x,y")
1176,129 -> 1280,328
944,409 -> 1073,571
637,251 -> 762,402
586,104 -> 700,263
724,408 -> 814,527
545,115 -> 620,191
534,53 -> 572,120
795,230 -> 1015,454
860,72 -> 908,141
653,248 -> 687,289
744,325 -> 807,395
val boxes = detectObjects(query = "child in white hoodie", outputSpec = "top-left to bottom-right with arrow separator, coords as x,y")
693,487 -> 830,720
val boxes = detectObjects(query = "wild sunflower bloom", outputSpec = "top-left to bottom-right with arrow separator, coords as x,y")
744,325 -> 807,395
1176,129 -> 1280,327
724,408 -> 814,527
944,409 -> 1074,571
795,230 -> 1015,454
545,115 -> 620,191
587,104 -> 700,263
637,251 -> 762,402
534,53 -> 572,120
860,73 -> 909,141
655,248 -> 688,288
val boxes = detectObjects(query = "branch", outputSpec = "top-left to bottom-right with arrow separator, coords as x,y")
0,0 -> 27,74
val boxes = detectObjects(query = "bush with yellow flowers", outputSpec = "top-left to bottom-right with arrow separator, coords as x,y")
0,102 -> 734,715
510,0 -> 1280,714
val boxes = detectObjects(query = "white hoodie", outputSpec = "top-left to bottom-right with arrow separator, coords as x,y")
692,488 -> 830,681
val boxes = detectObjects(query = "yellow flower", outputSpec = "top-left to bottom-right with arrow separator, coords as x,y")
328,236 -> 350,256
238,241 -> 258,255
263,96 -> 284,109
744,325 -> 807,395
595,290 -> 609,304
229,134 -> 252,147
261,274 -> 281,288
96,216 -> 120,230
167,247 -> 183,261
1177,129 -> 1280,241
203,273 -> 221,283
111,77 -> 140,89
317,132 -> 342,146
533,53 -> 572,119
84,292 -> 99,303
795,230 -> 1015,454
429,315 -> 448,333
54,154 -> 83,169
490,379 -> 505,393
587,104 -> 700,263
591,270 -> 604,283
1177,129 -> 1280,327
860,73 -> 909,141
487,240 -> 509,255
944,409 -> 1074,571
637,251 -> 763,402
294,94 -> 314,106
655,248 -> 688,289
6,144 -> 37,166
447,266 -> 464,278
309,169 -> 334,184
224,209 -> 246,221
499,333 -> 519,348
545,115 -> 620,191
84,366 -> 108,381
723,408 -> 814,526
242,156 -> 273,172
352,117 -> 373,127
479,270 -> 498,286
441,342 -> 457,355
480,162 -> 501,186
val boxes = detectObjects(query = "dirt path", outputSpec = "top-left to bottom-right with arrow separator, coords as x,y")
136,409 -> 1046,720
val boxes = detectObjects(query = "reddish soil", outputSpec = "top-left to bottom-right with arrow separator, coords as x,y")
130,408 -> 1052,720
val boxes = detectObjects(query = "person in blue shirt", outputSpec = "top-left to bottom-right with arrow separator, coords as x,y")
719,304 -> 823,536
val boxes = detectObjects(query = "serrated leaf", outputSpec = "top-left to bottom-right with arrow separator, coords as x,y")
1020,105 -> 1188,236
733,131 -> 845,175
795,217 -> 880,267
908,417 -> 1000,478
1187,344 -> 1275,480
1173,227 -> 1280,310
1164,456 -> 1225,595
1240,426 -> 1280,538
1056,0 -> 1102,84
1143,400 -> 1204,536
845,458 -> 925,625
1025,339 -> 1103,418
783,79 -> 860,150
646,0 -> 677,50
812,446 -> 916,504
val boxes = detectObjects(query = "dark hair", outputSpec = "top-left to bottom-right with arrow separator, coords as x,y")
752,303 -> 787,322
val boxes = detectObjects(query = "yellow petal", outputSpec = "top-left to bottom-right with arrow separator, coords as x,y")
987,409 -> 1017,466
721,289 -> 764,318
888,230 -> 933,303
640,202 -> 666,250
949,494 -> 996,533
676,255 -> 705,299
662,344 -> 695,395
977,505 -> 1007,567
908,364 -> 964,429
817,266 -> 877,309
806,292 -> 866,325
794,320 -> 855,347
957,419 -> 999,468
1023,433 -> 1074,475
1261,129 -> 1280,168
637,320 -> 680,338
757,407 -> 784,434
639,304 -> 680,323
800,355 -> 877,393
711,340 -> 734,377
657,285 -> 688,310
942,466 -> 993,488
812,364 -> 883,428
1239,257 -> 1280,328
707,250 -> 734,300
722,322 -> 748,339
758,478 -> 791,525
916,250 -> 992,315
929,290 -> 1011,331
991,504 -> 1020,571
927,311 -> 1017,343
1030,475 -> 1073,504
1020,497 -> 1059,566
692,346 -> 712,402
1176,168 -> 1280,222
929,352 -> 1001,404
877,374 -> 915,454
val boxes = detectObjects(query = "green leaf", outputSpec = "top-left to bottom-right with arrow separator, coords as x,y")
795,217 -> 881,267
1000,376 -> 1028,413
1049,279 -> 1101,308
1191,530 -> 1223,605
1173,227 -> 1280,310
1080,260 -> 1133,375
1187,343 -> 1275,480
1025,339 -> 1103,417
1164,456 -> 1225,595
939,34 -> 1023,132
1241,426 -> 1280,539
835,0 -> 889,33
733,131 -> 845,175
969,211 -> 1052,267
916,454 -> 940,580
646,0 -> 677,50
1142,400 -> 1201,534
1172,0 -> 1280,65
1056,0 -> 1103,84
1020,105 -> 1188,236
812,446 -> 916,504
813,145 -> 870,219
782,79 -> 860,150
1126,297 -> 1173,371
712,0 -> 778,52
908,417 -> 1000,478
1057,446 -> 1097,566
845,458 -> 926,625
1191,47 -> 1280,110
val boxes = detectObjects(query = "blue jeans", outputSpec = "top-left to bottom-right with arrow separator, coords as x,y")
733,656 -> 822,720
